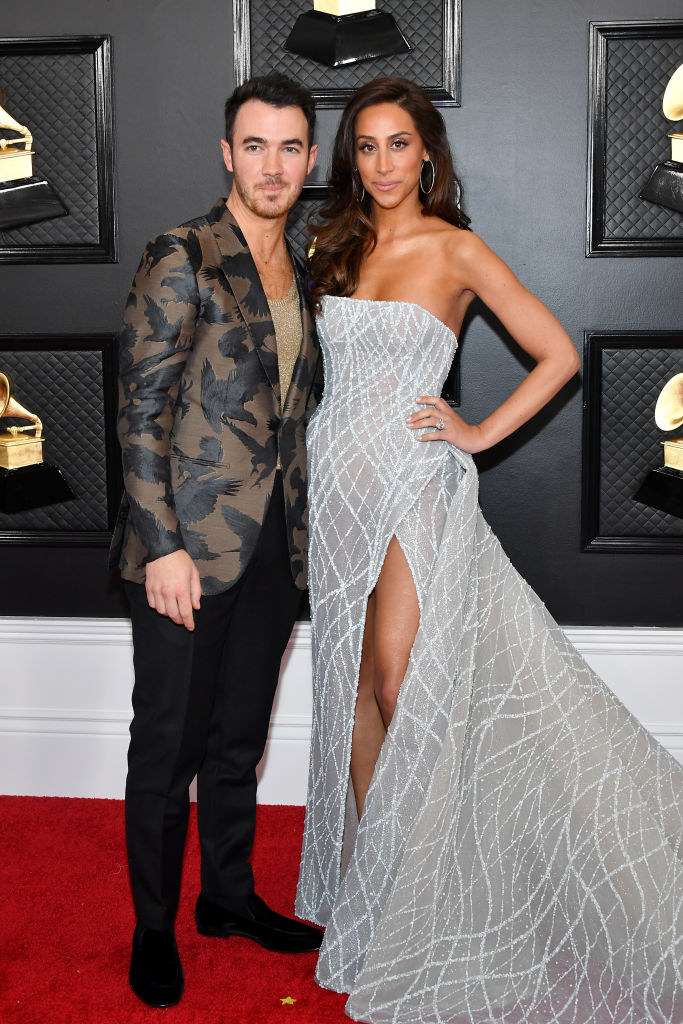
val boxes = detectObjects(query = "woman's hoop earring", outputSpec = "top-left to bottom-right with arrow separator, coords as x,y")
420,159 -> 435,196
354,168 -> 365,203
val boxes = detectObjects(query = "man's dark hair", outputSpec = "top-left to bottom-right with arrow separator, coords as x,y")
224,73 -> 316,147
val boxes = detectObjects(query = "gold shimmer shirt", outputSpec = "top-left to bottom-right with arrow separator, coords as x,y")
267,274 -> 303,468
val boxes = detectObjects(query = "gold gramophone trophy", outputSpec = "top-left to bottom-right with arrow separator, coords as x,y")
0,87 -> 68,230
639,64 -> 683,215
634,372 -> 683,520
0,371 -> 73,513
285,0 -> 410,67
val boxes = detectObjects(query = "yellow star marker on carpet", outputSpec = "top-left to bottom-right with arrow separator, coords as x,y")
280,996 -> 297,1005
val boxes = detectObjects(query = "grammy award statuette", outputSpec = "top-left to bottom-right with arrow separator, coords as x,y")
639,64 -> 683,215
634,372 -> 683,521
0,88 -> 68,230
285,0 -> 411,68
0,371 -> 73,513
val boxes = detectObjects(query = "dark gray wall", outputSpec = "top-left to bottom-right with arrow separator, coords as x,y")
0,0 -> 681,623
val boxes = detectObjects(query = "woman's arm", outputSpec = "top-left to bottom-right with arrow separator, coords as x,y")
409,233 -> 580,453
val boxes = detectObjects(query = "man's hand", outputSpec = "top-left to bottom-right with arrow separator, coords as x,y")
145,549 -> 202,631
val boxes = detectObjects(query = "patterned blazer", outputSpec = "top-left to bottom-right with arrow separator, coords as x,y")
109,199 -> 321,594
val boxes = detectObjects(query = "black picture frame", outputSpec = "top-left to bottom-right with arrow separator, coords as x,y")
442,355 -> 460,408
586,21 -> 683,257
0,35 -> 116,263
233,0 -> 461,108
0,334 -> 121,545
581,331 -> 683,552
286,181 -> 328,256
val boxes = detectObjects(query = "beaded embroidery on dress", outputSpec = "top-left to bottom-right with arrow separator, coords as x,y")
295,296 -> 683,1024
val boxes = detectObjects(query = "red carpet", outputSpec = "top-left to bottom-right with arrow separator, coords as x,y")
0,797 -> 349,1024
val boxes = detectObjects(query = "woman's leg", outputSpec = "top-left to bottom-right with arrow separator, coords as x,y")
372,536 -> 420,725
350,537 -> 420,816
350,594 -> 385,816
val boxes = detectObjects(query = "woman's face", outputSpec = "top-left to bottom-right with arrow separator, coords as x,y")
354,102 -> 429,210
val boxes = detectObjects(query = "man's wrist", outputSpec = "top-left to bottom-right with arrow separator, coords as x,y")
146,547 -> 191,568
141,535 -> 186,566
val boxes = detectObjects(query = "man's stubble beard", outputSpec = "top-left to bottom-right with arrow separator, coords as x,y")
233,175 -> 303,220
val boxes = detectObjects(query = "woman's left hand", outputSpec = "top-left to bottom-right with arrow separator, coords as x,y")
407,396 -> 487,454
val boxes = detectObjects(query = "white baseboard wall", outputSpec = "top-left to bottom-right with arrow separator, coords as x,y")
0,619 -> 681,803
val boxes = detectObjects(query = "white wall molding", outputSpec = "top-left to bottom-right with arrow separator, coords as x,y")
1,619 -> 681,801
0,617 -> 135,645
563,627 -> 683,656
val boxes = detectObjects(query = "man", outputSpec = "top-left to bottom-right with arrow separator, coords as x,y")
109,72 -> 322,1008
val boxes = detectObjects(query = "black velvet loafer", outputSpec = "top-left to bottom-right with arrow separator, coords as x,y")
195,892 -> 323,953
129,923 -> 184,1007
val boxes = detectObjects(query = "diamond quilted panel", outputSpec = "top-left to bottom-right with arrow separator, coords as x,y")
599,346 -> 683,536
604,36 -> 683,240
0,348 -> 111,533
287,198 -> 322,258
0,50 -> 101,247
248,0 -> 447,94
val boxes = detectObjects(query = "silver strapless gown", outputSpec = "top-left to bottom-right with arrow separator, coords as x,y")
295,296 -> 683,1024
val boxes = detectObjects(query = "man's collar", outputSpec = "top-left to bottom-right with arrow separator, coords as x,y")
207,197 -> 306,268
206,198 -> 250,256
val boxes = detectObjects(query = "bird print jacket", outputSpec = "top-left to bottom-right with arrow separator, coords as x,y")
109,199 -> 321,593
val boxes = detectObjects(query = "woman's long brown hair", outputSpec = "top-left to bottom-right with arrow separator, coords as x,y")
309,77 -> 470,313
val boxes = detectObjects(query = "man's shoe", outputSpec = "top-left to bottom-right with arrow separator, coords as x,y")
195,892 -> 323,953
129,923 -> 184,1007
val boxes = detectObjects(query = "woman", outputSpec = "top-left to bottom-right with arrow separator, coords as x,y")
295,78 -> 682,1023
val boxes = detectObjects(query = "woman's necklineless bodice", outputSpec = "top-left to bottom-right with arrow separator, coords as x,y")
339,296 -> 458,346
316,295 -> 459,407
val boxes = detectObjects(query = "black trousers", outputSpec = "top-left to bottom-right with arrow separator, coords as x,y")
124,473 -> 302,930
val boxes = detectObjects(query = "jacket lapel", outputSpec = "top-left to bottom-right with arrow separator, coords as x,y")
208,200 -> 281,404
281,246 -> 320,421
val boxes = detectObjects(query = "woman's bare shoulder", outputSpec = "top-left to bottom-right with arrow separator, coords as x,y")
420,219 -> 489,260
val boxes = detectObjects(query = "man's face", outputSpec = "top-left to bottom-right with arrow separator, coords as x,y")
222,99 -> 317,220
